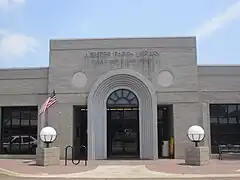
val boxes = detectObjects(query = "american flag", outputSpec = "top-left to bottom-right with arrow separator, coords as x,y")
38,89 -> 57,116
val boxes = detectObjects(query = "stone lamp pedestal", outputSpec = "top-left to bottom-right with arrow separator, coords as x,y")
36,147 -> 60,166
185,146 -> 210,166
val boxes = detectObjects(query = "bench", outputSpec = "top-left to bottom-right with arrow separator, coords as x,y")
218,144 -> 240,160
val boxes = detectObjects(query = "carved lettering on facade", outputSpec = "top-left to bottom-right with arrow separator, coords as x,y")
84,50 -> 159,59
84,50 -> 160,71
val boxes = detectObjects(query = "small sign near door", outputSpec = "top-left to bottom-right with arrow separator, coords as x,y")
124,128 -> 132,136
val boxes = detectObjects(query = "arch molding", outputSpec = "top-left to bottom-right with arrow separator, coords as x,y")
87,69 -> 157,160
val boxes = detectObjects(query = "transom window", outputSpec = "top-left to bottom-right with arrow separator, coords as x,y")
107,89 -> 139,107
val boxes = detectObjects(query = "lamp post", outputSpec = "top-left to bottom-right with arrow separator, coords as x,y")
187,125 -> 205,147
39,126 -> 57,148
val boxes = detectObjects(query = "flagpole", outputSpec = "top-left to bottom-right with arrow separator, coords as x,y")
44,110 -> 48,127
38,112 -> 48,148
38,90 -> 56,148
38,110 -> 44,148
39,97 -> 49,148
42,96 -> 50,127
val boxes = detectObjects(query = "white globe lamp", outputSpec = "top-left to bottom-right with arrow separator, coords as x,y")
187,125 -> 205,147
40,126 -> 57,148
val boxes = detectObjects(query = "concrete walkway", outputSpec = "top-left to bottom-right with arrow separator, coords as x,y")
1,164 -> 240,179
1,159 -> 240,179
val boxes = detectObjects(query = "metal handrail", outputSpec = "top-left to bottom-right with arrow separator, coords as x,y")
64,145 -> 87,166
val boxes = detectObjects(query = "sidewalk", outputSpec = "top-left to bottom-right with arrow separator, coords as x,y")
1,159 -> 240,179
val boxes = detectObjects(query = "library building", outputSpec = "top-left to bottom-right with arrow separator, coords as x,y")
0,37 -> 239,160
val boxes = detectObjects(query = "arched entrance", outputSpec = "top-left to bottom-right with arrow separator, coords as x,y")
87,69 -> 158,160
106,89 -> 139,158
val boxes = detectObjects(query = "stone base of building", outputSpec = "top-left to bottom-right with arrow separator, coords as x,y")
36,147 -> 60,166
185,146 -> 209,166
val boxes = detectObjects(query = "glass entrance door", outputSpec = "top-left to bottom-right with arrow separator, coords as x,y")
107,108 -> 139,158
106,88 -> 140,159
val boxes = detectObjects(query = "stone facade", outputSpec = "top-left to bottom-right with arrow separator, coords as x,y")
0,37 -> 240,160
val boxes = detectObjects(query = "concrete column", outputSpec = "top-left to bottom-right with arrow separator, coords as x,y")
173,103 -> 202,158
202,103 -> 211,153
48,103 -> 73,159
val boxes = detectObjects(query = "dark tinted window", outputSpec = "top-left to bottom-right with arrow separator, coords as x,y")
11,137 -> 21,143
1,106 -> 38,154
210,104 -> 240,153
23,137 -> 32,143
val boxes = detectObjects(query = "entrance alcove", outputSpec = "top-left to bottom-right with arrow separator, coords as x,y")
106,89 -> 140,159
157,105 -> 174,159
87,69 -> 158,160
